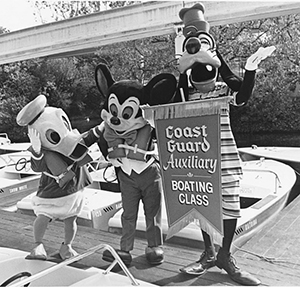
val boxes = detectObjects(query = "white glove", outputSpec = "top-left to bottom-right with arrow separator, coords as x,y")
108,157 -> 123,167
98,121 -> 105,133
28,128 -> 41,154
245,46 -> 276,71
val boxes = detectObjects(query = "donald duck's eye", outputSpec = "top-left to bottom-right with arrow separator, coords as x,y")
45,129 -> 61,144
110,104 -> 118,117
62,116 -> 71,131
122,107 -> 133,120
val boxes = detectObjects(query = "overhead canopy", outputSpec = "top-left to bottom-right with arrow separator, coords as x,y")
0,1 -> 299,65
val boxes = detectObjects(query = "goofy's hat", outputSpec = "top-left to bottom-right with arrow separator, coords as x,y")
179,3 -> 209,36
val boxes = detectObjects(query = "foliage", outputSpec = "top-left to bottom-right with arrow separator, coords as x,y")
1,2 -> 300,143
210,14 -> 300,133
95,35 -> 177,84
30,0 -> 140,22
31,1 -> 102,22
0,56 -> 104,141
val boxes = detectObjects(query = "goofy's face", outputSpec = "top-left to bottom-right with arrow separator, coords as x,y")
178,2 -> 221,93
179,31 -> 221,93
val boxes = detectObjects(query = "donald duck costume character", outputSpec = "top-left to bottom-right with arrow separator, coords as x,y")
16,95 -> 102,260
175,3 -> 275,285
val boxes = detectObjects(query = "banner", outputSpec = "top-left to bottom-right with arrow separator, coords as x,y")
144,98 -> 229,243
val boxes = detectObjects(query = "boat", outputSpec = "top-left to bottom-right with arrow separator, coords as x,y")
0,133 -> 11,145
239,145 -> 300,174
0,133 -> 31,155
0,245 -> 155,286
239,145 -> 300,203
107,159 -> 296,249
0,133 -> 31,170
17,155 -> 296,247
0,162 -> 40,212
0,150 -> 31,169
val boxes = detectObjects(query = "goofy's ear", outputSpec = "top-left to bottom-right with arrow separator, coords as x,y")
95,64 -> 115,98
144,73 -> 177,106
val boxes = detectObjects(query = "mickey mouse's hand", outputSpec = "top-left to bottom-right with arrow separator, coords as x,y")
245,46 -> 276,71
28,127 -> 41,154
108,157 -> 123,167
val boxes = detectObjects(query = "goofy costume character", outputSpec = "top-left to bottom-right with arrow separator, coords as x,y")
17,95 -> 102,260
175,3 -> 275,285
95,64 -> 177,266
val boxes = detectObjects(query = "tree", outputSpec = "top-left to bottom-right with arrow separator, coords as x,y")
31,1 -> 102,22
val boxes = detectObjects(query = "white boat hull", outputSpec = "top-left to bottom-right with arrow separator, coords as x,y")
16,159 -> 296,248
108,159 -> 296,249
0,163 -> 40,210
239,146 -> 300,174
0,246 -> 154,286
17,188 -> 122,231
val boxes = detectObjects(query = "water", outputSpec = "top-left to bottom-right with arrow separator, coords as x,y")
235,132 -> 300,148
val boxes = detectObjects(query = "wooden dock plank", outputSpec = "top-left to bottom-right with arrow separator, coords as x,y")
233,194 -> 300,286
1,192 -> 300,286
0,209 -> 236,286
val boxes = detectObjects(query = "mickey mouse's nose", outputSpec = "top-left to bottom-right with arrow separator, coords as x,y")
110,117 -> 120,125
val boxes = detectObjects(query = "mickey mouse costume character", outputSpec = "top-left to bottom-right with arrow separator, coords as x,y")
16,95 -> 102,260
175,3 -> 275,285
95,64 -> 177,266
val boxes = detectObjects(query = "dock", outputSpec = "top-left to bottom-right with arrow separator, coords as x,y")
1,192 -> 300,286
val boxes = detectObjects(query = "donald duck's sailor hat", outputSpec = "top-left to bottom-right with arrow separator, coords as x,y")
16,95 -> 47,126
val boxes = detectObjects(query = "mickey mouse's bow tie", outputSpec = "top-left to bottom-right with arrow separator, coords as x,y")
104,125 -> 137,145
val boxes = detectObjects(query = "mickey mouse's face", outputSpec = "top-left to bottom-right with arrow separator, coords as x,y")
101,81 -> 147,136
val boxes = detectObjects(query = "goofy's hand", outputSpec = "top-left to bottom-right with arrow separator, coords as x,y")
28,128 -> 41,154
245,46 -> 276,71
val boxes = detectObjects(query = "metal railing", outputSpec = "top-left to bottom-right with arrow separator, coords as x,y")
242,160 -> 282,194
9,244 -> 139,287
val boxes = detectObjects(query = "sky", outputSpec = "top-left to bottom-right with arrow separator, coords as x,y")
0,0 -> 42,32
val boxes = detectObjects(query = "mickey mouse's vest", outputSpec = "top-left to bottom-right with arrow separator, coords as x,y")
104,123 -> 154,162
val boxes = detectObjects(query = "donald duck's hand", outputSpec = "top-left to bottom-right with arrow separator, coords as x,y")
28,128 -> 41,154
245,46 -> 276,71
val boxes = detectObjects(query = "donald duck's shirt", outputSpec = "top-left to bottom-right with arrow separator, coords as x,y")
30,128 -> 100,198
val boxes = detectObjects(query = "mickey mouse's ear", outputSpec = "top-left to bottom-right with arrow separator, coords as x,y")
95,64 -> 115,98
144,73 -> 177,106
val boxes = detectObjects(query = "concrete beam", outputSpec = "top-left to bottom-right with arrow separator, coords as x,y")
0,1 -> 299,64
